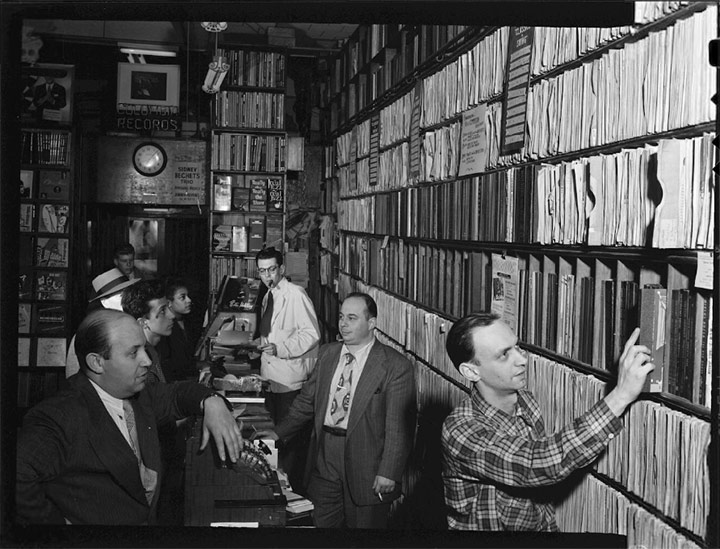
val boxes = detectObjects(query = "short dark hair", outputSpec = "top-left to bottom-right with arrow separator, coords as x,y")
113,242 -> 135,258
344,292 -> 377,320
446,312 -> 500,369
255,246 -> 283,266
75,309 -> 128,371
121,279 -> 165,319
163,275 -> 188,301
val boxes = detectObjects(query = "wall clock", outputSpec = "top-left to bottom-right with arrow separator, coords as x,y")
133,142 -> 167,177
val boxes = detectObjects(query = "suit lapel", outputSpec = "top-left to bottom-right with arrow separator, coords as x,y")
347,341 -> 385,436
76,376 -> 149,505
132,394 -> 163,473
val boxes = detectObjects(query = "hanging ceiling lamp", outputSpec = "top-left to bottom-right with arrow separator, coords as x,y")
201,22 -> 230,93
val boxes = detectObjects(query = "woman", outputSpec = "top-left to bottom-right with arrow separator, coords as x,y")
156,276 -> 199,382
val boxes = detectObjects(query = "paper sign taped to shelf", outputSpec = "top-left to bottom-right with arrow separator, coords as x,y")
458,104 -> 487,177
695,251 -> 713,290
490,253 -> 519,333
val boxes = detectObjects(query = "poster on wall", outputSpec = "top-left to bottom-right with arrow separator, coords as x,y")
21,63 -> 75,124
129,218 -> 162,278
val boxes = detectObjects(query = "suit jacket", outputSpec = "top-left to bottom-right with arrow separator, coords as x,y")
156,323 -> 197,382
16,373 -> 212,525
275,339 -> 416,506
32,81 -> 66,111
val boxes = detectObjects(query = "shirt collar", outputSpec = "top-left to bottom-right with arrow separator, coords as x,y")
341,338 -> 374,361
88,378 -> 125,416
470,387 -> 532,420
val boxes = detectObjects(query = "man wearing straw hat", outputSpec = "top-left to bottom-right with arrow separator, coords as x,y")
65,267 -> 139,378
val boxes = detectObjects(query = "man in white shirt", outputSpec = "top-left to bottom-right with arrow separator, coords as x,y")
254,247 -> 320,490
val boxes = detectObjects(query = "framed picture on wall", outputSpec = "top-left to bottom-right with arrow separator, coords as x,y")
116,63 -> 180,108
21,63 -> 75,124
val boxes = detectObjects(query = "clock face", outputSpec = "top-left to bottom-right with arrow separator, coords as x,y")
133,143 -> 167,176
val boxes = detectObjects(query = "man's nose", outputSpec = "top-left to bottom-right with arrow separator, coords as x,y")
138,348 -> 152,366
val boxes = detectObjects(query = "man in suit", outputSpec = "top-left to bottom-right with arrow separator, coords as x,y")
16,309 -> 243,525
255,292 -> 416,528
30,75 -> 66,120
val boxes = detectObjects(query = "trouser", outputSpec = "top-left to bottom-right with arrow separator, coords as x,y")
307,428 -> 391,528
266,390 -> 309,493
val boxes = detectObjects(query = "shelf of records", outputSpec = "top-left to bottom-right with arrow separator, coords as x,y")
209,256 -> 259,296
337,273 -> 712,547
216,47 -> 286,89
324,5 -> 715,198
213,90 -> 285,130
211,131 -> 287,173
323,3 -> 712,142
21,128 -> 72,166
331,107 -> 713,204
323,25 -> 474,130
337,233 -> 714,411
335,131 -> 716,252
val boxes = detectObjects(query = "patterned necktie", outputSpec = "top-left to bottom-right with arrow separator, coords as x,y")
123,399 -> 141,464
259,290 -> 274,337
330,353 -> 355,425
123,399 -> 158,504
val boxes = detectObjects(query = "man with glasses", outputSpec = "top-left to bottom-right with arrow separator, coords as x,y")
441,312 -> 653,531
254,246 -> 320,491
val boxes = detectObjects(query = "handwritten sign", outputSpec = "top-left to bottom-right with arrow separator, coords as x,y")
458,104 -> 487,177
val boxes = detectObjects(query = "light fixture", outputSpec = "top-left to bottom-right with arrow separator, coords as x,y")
118,42 -> 178,64
201,22 -> 229,94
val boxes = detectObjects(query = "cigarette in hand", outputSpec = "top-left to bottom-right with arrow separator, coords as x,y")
377,493 -> 383,501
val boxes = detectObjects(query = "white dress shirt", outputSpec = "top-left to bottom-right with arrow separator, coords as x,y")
323,338 -> 375,429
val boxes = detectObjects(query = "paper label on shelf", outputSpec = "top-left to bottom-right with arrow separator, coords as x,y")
695,251 -> 714,290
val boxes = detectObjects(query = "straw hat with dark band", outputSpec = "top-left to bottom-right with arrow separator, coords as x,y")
89,268 -> 139,302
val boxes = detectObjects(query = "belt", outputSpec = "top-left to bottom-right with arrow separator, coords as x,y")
322,425 -> 347,437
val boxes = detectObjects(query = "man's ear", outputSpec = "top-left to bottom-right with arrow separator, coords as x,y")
459,361 -> 482,383
368,316 -> 377,331
85,352 -> 105,375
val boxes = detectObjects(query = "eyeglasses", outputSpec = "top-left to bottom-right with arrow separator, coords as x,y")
258,266 -> 279,275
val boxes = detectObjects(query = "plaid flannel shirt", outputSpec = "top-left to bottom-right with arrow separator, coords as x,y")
441,388 -> 622,530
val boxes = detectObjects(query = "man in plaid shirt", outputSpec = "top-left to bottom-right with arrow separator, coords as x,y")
441,312 -> 653,530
